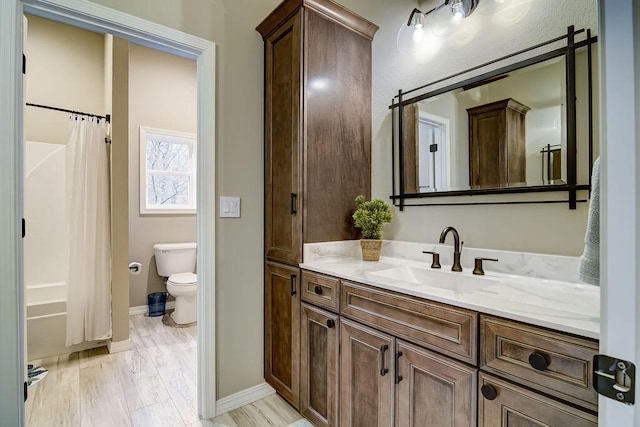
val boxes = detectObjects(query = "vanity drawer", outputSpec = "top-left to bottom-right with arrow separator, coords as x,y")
301,271 -> 340,312
478,372 -> 597,426
340,281 -> 477,364
480,315 -> 599,411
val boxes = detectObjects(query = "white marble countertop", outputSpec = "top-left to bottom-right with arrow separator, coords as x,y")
300,254 -> 600,340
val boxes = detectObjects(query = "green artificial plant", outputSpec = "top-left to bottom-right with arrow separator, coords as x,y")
353,195 -> 393,240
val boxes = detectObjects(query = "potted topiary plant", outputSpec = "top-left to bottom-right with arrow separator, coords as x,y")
353,195 -> 393,261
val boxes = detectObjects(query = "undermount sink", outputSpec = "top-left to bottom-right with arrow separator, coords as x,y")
368,265 -> 498,293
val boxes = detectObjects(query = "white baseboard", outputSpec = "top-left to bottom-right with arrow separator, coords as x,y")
107,338 -> 132,353
215,382 -> 276,415
129,300 -> 175,316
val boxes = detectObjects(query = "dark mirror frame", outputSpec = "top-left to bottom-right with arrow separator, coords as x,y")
390,26 -> 597,210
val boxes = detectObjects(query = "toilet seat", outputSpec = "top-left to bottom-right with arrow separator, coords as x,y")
167,272 -> 197,286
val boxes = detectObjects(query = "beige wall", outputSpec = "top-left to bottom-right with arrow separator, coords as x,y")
87,0 -> 597,399
111,37 -> 130,343
24,15 -> 105,144
127,43 -> 197,307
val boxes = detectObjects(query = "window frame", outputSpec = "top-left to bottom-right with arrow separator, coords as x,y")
139,126 -> 197,215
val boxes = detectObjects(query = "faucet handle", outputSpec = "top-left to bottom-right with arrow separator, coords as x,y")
422,251 -> 442,269
473,257 -> 499,275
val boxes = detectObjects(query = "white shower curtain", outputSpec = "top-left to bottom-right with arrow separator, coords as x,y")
65,116 -> 112,346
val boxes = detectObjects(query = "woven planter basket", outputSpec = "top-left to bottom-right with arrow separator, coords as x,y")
360,239 -> 382,261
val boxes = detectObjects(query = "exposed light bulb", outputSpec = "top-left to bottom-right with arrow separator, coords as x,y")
413,12 -> 425,30
450,0 -> 466,23
413,27 -> 425,43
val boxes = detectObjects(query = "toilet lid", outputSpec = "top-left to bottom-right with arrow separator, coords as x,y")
168,273 -> 197,285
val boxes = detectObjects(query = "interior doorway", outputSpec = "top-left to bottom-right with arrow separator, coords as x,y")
0,0 -> 217,424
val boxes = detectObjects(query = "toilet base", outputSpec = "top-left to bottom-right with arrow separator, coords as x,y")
170,293 -> 197,324
162,310 -> 197,328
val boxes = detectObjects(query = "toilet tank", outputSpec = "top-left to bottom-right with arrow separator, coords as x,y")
153,242 -> 197,277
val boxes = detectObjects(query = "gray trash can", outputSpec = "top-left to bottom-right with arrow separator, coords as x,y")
147,292 -> 167,317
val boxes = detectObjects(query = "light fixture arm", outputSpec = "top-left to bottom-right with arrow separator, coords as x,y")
407,8 -> 422,27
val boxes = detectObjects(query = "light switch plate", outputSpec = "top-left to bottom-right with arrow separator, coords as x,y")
219,196 -> 241,218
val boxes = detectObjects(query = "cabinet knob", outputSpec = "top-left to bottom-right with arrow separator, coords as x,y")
326,319 -> 335,329
481,384 -> 498,401
314,285 -> 323,295
529,351 -> 549,371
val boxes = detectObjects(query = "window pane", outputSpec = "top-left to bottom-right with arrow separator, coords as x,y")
147,174 -> 191,206
146,139 -> 191,172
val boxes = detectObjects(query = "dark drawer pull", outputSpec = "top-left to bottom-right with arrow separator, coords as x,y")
481,384 -> 498,401
529,351 -> 549,371
380,344 -> 389,376
395,351 -> 403,384
326,319 -> 335,329
314,285 -> 323,295
290,274 -> 297,297
290,193 -> 297,215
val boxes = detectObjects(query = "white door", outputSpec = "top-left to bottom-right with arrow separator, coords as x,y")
598,0 -> 639,425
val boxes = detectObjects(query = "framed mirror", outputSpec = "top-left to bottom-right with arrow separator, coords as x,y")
390,26 -> 598,209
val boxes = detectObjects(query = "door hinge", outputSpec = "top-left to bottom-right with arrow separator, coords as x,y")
23,54 -> 26,74
22,218 -> 26,238
24,381 -> 28,402
593,354 -> 635,405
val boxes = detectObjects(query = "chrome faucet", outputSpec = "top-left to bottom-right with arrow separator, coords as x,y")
439,226 -> 463,272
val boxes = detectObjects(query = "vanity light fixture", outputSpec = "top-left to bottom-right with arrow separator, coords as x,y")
406,0 -> 480,35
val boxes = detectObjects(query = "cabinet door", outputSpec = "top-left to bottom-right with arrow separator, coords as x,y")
264,11 -> 302,265
340,319 -> 394,427
303,9 -> 372,243
478,373 -> 597,426
396,340 -> 477,427
265,261 -> 300,409
300,303 -> 339,427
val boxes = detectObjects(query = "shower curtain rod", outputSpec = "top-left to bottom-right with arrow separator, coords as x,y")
26,102 -> 111,123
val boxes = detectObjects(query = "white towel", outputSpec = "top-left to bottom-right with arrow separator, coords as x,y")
579,156 -> 600,285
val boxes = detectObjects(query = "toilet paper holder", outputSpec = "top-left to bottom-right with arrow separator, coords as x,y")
129,262 -> 142,275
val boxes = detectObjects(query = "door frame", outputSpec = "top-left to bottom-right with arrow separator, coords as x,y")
598,0 -> 640,425
0,0 -> 217,424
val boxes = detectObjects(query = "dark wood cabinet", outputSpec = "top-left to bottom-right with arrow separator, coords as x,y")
480,315 -> 599,412
478,373 -> 597,426
264,261 -> 301,408
396,340 -> 477,427
468,98 -> 530,188
340,318 -> 394,427
259,1 -> 377,413
263,11 -> 302,265
341,281 -> 478,365
300,303 -> 340,427
258,0 -> 377,266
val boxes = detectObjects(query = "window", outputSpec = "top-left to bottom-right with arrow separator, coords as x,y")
139,126 -> 197,214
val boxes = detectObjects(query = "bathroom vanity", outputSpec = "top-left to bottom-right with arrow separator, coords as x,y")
297,241 -> 599,426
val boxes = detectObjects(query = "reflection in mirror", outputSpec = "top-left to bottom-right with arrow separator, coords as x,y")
404,55 -> 568,193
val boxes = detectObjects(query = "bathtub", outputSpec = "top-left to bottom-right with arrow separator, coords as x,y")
25,141 -> 105,360
26,281 -> 104,360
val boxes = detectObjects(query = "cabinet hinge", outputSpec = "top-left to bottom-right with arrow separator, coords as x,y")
593,354 -> 635,405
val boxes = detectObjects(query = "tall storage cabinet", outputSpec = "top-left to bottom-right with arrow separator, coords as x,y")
257,0 -> 378,411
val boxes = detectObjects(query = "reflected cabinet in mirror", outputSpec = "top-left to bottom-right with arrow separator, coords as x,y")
391,26 -> 598,209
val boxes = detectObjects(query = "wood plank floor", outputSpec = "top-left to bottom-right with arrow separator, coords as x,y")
26,314 -> 309,427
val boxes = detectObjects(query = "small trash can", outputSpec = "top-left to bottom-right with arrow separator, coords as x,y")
147,292 -> 167,317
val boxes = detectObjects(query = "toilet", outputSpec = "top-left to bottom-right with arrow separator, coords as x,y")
153,242 -> 197,325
